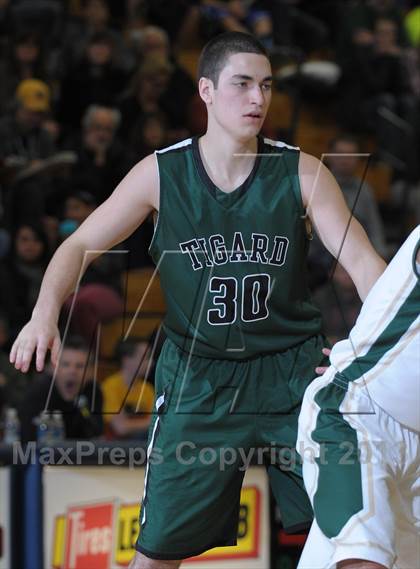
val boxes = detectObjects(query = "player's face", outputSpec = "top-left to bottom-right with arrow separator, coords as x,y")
206,52 -> 272,140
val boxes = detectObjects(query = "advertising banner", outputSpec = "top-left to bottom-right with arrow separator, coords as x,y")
44,466 -> 269,569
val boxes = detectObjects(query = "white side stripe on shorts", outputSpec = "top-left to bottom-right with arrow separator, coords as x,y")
141,393 -> 165,526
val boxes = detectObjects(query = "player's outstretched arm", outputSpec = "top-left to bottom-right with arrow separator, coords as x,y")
10,155 -> 159,373
299,152 -> 387,301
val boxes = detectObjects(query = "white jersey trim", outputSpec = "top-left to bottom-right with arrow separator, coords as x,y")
156,138 -> 192,154
263,138 -> 300,151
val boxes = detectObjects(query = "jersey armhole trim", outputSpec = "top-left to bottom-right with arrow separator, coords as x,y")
148,152 -> 162,256
412,236 -> 420,279
262,138 -> 305,218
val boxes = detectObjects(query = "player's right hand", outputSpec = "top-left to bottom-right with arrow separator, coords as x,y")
9,319 -> 61,374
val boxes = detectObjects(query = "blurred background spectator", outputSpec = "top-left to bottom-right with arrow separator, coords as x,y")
18,335 -> 103,442
59,0 -> 134,74
57,31 -> 131,134
119,54 -> 194,146
63,105 -> 134,204
102,338 -> 154,440
326,134 -> 388,257
337,14 -> 417,174
0,79 -> 57,225
200,0 -> 274,48
0,222 -> 51,337
0,31 -> 53,112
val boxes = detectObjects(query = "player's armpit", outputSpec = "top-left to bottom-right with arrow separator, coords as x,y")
298,152 -> 386,301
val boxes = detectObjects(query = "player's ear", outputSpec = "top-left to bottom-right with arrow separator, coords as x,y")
198,77 -> 213,105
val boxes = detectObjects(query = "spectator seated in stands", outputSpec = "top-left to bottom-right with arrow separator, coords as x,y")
60,0 -> 133,73
0,223 -> 51,337
119,55 -> 192,145
64,104 -> 134,205
338,15 -> 416,172
0,31 -> 52,113
336,0 -> 407,62
59,190 -> 97,239
199,0 -> 273,48
128,25 -> 198,135
0,79 -> 57,223
308,135 -> 388,290
129,112 -> 168,161
326,135 -> 387,257
19,336 -> 103,442
57,30 -> 131,133
102,339 -> 154,440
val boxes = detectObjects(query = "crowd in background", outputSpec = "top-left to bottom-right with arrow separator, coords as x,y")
0,0 -> 418,442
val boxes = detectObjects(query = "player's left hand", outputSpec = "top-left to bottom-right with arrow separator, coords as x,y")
315,347 -> 331,375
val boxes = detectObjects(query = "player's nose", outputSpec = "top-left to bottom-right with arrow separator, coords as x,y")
253,82 -> 267,100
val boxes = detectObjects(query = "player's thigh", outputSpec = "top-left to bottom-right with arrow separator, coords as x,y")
137,340 -> 253,558
137,413 -> 247,558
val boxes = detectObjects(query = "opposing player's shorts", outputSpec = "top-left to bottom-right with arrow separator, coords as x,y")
297,369 -> 420,569
136,334 -> 327,560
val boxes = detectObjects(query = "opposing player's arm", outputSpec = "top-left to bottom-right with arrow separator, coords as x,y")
299,152 -> 386,301
10,154 -> 159,372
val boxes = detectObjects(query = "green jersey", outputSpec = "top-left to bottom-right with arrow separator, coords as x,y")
149,136 -> 322,360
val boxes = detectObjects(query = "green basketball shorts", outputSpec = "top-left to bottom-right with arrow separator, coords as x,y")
136,334 -> 327,560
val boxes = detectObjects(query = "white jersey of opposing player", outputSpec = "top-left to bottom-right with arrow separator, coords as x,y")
329,225 -> 420,432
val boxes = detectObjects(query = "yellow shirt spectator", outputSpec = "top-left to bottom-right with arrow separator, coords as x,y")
102,371 -> 154,422
102,339 -> 155,438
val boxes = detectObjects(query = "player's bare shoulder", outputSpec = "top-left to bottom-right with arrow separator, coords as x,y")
116,153 -> 160,212
297,151 -> 331,207
299,152 -> 327,206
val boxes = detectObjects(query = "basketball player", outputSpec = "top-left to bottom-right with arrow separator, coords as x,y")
10,33 -> 386,568
298,226 -> 419,569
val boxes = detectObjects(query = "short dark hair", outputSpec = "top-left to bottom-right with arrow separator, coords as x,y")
62,335 -> 89,353
328,134 -> 361,152
198,32 -> 269,87
115,338 -> 148,362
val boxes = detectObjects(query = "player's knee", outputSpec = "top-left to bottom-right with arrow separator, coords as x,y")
128,551 -> 182,569
337,559 -> 387,569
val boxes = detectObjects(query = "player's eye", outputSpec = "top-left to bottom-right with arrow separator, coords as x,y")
262,83 -> 272,91
235,82 -> 248,88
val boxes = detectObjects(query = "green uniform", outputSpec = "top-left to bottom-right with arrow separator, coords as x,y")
136,136 -> 326,560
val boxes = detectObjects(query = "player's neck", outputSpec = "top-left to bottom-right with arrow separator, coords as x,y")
199,132 -> 258,193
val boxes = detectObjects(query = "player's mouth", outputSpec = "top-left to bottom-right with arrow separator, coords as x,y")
243,112 -> 262,119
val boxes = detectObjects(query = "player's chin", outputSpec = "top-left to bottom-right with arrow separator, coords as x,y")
235,122 -> 263,140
